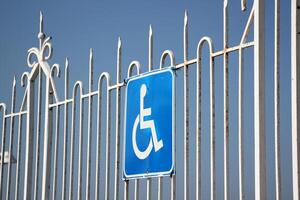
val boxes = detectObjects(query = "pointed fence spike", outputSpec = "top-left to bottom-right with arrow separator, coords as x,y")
149,25 -> 153,36
65,57 -> 69,69
89,49 -> 94,92
90,48 -> 93,56
11,75 -> 16,113
118,37 -> 122,49
224,0 -> 228,8
184,10 -> 188,26
241,0 -> 246,11
64,57 -> 69,99
13,76 -> 16,87
38,11 -> 45,40
40,11 -> 43,30
148,25 -> 153,71
117,37 -> 122,83
89,48 -> 93,63
89,48 -> 93,70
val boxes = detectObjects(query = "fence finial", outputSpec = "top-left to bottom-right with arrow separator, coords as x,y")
65,57 -> 69,70
184,10 -> 188,62
118,37 -> 122,49
64,57 -> 69,99
13,76 -> 16,87
149,25 -> 153,37
241,0 -> 246,11
89,48 -> 94,92
11,76 -> 17,105
148,25 -> 153,71
89,48 -> 93,70
89,48 -> 93,64
38,11 -> 45,40
224,0 -> 228,8
117,37 -> 122,83
184,10 -> 188,27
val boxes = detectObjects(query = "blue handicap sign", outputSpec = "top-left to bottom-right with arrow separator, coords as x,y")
123,68 -> 175,179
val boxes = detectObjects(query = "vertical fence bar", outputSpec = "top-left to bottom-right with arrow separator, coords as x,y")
183,10 -> 189,200
238,47 -> 245,200
124,180 -> 129,200
291,0 -> 300,199
41,72 -> 54,200
95,73 -> 110,200
33,68 -> 42,200
86,49 -> 93,200
238,5 -> 254,199
38,12 -> 45,199
154,25 -> 163,200
6,77 -> 16,200
170,53 -> 176,200
210,44 -> 216,200
134,181 -> 139,200
69,82 -> 81,200
274,0 -> 281,198
171,81 -> 176,200
196,42 -> 202,200
223,1 -> 230,199
147,25 -> 153,200
23,79 -> 34,200
62,58 -> 69,200
95,78 -> 102,200
77,85 -> 84,200
158,51 -> 175,200
126,61 -> 141,200
196,38 -> 214,200
40,11 -> 55,200
0,103 -> 6,198
254,0 -> 266,199
49,63 -> 61,200
15,80 -> 27,200
14,113 -> 23,200
170,52 -> 176,200
159,51 -> 176,200
114,38 -> 122,200
52,105 -> 60,200
104,74 -> 111,200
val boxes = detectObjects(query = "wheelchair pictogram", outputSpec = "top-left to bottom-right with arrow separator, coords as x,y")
132,84 -> 164,160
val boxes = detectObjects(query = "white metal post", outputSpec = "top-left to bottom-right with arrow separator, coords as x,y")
114,38 -> 121,200
5,77 -> 16,200
147,25 -> 153,200
223,1 -> 229,199
86,48 -> 94,200
274,0 -> 281,199
183,10 -> 189,200
254,0 -> 266,199
23,80 -> 34,200
292,0 -> 300,199
41,74 -> 53,200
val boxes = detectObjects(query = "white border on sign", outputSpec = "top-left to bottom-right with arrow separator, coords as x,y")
122,67 -> 175,180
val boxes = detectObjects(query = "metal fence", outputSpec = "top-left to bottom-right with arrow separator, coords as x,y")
0,0 -> 299,199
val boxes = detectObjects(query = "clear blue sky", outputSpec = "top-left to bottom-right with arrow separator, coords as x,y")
0,0 -> 293,199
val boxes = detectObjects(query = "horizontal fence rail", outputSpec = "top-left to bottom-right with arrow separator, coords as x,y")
0,0 -> 299,199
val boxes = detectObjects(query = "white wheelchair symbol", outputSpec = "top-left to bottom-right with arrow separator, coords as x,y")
132,84 -> 164,160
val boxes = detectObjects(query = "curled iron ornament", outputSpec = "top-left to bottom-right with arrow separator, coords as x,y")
21,72 -> 30,87
27,36 -> 53,68
51,64 -> 61,79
